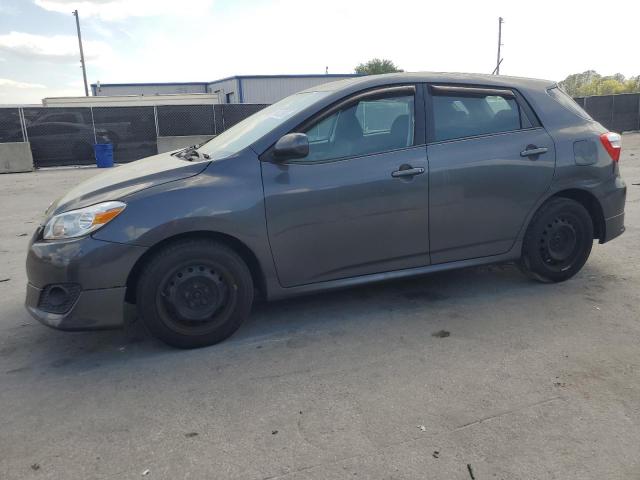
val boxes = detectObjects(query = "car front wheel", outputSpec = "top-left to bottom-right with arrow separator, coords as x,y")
520,197 -> 594,283
136,239 -> 254,348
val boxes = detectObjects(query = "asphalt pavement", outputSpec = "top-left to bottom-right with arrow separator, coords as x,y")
1,134 -> 639,479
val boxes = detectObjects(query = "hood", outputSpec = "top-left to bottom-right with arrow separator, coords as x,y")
48,152 -> 210,215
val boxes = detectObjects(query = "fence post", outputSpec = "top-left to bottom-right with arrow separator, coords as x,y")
611,95 -> 615,130
18,107 -> 28,143
90,106 -> 97,144
153,105 -> 160,138
212,104 -> 217,135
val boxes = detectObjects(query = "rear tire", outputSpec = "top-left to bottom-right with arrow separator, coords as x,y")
519,197 -> 593,283
136,239 -> 254,348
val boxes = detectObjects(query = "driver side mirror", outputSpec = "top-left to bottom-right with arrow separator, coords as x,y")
273,133 -> 309,160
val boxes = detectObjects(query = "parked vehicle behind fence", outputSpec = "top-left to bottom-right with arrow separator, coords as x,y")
25,72 -> 626,348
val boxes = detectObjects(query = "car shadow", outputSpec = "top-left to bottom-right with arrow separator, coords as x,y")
1,261 -> 609,379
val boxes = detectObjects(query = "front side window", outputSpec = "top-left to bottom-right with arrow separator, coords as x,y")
432,90 -> 522,142
300,93 -> 415,163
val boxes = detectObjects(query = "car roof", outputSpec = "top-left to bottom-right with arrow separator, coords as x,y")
302,72 -> 556,93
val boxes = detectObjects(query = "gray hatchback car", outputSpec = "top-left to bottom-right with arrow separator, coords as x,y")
25,73 -> 626,348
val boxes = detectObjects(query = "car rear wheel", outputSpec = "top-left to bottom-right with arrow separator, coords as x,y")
519,197 -> 593,283
136,239 -> 254,348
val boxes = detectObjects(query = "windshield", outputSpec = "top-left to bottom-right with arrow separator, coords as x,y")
199,91 -> 331,159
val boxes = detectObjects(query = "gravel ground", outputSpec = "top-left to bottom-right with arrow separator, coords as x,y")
1,134 -> 639,480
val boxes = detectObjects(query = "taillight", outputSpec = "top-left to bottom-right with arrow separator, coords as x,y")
600,132 -> 622,162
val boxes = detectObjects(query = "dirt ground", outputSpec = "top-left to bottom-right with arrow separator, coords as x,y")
0,133 -> 639,479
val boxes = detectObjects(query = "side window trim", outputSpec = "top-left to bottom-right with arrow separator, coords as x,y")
425,83 -> 542,144
431,85 -> 516,98
263,84 -> 424,164
296,85 -> 417,134
513,90 -> 542,128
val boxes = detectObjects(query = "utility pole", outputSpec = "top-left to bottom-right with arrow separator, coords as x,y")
495,16 -> 504,75
72,9 -> 89,96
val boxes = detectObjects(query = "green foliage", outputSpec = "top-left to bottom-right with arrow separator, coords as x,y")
559,70 -> 640,97
354,58 -> 403,75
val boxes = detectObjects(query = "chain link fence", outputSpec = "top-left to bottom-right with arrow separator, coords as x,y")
157,105 -> 215,136
0,108 -> 24,143
0,103 -> 268,168
93,106 -> 158,163
10,94 -> 639,167
575,93 -> 640,133
21,107 -> 94,167
218,104 -> 268,130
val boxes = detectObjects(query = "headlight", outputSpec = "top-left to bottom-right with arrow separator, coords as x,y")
43,201 -> 126,240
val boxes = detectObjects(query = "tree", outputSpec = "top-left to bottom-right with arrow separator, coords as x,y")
355,58 -> 403,75
559,70 -> 640,97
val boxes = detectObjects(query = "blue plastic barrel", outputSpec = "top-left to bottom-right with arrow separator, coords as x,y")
94,143 -> 114,168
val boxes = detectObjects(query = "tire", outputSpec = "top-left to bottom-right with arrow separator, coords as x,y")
136,239 -> 254,348
519,197 -> 593,283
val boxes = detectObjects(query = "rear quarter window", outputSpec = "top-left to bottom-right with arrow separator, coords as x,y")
547,87 -> 593,121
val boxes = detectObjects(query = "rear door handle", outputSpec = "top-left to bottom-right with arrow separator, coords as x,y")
391,167 -> 425,178
520,147 -> 548,157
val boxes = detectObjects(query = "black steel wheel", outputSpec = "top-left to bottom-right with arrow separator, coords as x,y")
137,239 -> 254,348
520,197 -> 593,283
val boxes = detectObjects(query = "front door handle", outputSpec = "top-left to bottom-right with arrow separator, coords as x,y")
391,166 -> 425,178
520,146 -> 548,157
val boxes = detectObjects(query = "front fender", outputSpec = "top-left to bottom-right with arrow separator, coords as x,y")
92,151 -> 278,285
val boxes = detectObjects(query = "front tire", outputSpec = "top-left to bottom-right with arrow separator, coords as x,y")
520,197 -> 593,283
136,239 -> 254,348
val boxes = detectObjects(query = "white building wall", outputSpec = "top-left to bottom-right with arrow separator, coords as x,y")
240,76 -> 357,103
43,93 -> 219,107
90,76 -> 359,103
205,78 -> 240,103
95,83 -> 208,96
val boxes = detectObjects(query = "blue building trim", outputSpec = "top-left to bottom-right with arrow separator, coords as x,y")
237,78 -> 244,103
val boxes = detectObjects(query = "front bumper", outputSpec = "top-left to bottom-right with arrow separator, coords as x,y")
26,283 -> 127,330
25,234 -> 147,330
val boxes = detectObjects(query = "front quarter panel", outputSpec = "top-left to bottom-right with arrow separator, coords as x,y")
92,149 -> 278,284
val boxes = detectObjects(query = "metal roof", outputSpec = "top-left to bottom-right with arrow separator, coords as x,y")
90,74 -> 361,89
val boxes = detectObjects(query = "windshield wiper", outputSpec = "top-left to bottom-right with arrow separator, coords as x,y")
173,144 -> 210,161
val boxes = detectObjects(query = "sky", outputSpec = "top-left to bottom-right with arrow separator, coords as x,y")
0,0 -> 638,104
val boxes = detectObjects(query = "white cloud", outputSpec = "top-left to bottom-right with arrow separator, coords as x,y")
124,0 -> 638,83
0,31 -> 112,63
0,78 -> 46,89
3,0 -> 639,104
34,0 -> 214,21
0,3 -> 19,15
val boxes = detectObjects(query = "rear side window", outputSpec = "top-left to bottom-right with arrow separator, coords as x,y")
547,87 -> 593,121
432,89 -> 525,142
